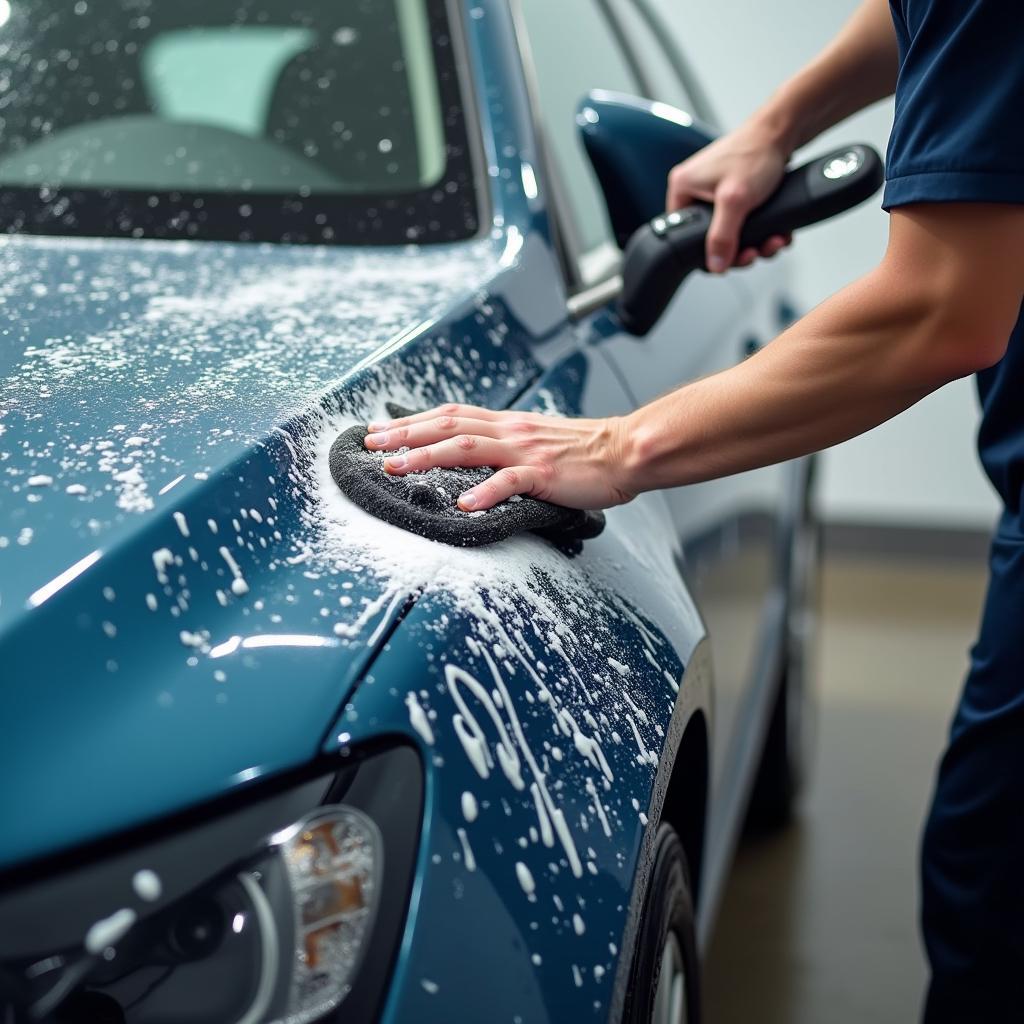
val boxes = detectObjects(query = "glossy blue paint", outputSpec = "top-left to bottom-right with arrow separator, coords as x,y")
0,0 -> 799,1021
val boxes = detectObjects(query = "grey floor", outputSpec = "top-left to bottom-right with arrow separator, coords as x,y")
703,551 -> 989,1023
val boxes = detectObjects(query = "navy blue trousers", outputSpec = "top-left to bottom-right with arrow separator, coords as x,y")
922,533 -> 1024,1021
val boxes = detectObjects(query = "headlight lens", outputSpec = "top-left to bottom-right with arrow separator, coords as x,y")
0,744 -> 422,1024
276,808 -> 381,1023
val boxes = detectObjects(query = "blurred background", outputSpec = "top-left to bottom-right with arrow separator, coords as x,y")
652,1 -> 998,1020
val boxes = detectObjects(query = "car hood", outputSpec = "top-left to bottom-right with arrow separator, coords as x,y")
0,231 -> 525,868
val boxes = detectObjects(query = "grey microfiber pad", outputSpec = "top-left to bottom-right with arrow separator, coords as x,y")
328,406 -> 606,549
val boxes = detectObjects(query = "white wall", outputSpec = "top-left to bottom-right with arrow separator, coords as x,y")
654,0 -> 1001,531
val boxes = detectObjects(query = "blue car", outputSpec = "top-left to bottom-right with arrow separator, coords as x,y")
0,1 -> 820,1022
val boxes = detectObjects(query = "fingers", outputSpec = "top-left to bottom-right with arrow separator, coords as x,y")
665,167 -> 688,213
367,402 -> 501,433
381,434 -> 509,476
666,179 -> 692,214
705,179 -> 752,272
730,234 -> 794,271
758,233 -> 791,258
458,466 -> 537,512
367,412 -> 544,514
365,415 -> 498,452
665,163 -> 711,214
380,434 -> 539,514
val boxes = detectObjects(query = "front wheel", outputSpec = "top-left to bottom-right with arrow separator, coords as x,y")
622,823 -> 701,1024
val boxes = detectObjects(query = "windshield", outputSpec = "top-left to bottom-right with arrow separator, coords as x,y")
0,0 -> 480,244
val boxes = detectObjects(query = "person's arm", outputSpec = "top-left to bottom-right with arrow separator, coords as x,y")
364,204 -> 1024,512
667,0 -> 899,272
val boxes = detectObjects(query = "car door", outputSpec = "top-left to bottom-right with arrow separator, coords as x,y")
514,0 -> 790,821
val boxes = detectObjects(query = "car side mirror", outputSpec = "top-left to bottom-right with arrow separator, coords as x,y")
577,90 -> 716,248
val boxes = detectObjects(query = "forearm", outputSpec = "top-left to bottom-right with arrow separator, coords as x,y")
623,273 -> 931,490
752,0 -> 899,153
623,216 -> 1021,493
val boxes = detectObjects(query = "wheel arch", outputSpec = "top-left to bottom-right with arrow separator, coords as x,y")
607,638 -> 713,1023
658,709 -> 709,910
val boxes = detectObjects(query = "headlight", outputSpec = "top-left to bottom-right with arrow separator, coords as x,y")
0,745 -> 422,1024
274,807 -> 381,1022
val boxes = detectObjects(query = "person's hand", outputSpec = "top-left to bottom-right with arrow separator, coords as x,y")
363,404 -> 636,512
665,120 -> 793,273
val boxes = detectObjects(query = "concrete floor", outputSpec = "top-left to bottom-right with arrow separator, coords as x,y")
703,551 -> 989,1023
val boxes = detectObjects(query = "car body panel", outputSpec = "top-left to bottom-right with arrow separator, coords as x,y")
330,601 -> 705,1024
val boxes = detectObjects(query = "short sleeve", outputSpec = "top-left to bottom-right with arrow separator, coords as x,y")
883,0 -> 1024,210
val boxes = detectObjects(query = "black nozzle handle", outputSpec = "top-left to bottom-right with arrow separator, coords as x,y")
617,143 -> 884,335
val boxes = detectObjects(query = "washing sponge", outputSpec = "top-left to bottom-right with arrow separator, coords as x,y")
328,408 -> 605,549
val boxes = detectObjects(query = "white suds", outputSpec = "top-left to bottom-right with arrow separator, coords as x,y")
421,979 -> 439,995
456,827 -> 476,871
530,782 -> 554,848
219,545 -> 241,577
572,913 -> 585,936
461,791 -> 479,822
172,511 -> 190,538
405,692 -> 435,745
219,546 -> 249,596
515,861 -> 536,898
132,869 -> 162,902
586,776 -> 612,838
84,908 -> 137,954
27,474 -> 53,487
152,547 -> 174,583
446,664 -> 523,790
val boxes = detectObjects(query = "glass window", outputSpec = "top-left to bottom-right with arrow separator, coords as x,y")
608,0 -> 695,114
0,0 -> 477,245
518,0 -> 641,272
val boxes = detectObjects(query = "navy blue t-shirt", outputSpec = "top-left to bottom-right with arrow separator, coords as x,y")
884,0 -> 1024,533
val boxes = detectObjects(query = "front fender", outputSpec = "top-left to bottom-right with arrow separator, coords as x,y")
328,489 -> 710,1021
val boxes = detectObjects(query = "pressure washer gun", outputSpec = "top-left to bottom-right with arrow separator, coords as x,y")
617,144 -> 884,336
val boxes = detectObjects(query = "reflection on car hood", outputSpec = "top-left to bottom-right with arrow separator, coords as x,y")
0,232 -> 521,868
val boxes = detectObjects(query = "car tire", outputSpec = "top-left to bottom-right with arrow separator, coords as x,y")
746,464 -> 821,832
622,823 -> 701,1024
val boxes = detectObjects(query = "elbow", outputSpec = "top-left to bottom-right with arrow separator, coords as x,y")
963,332 -> 1010,374
878,253 -> 1018,388
893,276 -> 1016,388
916,317 -> 1011,387
879,203 -> 1024,388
